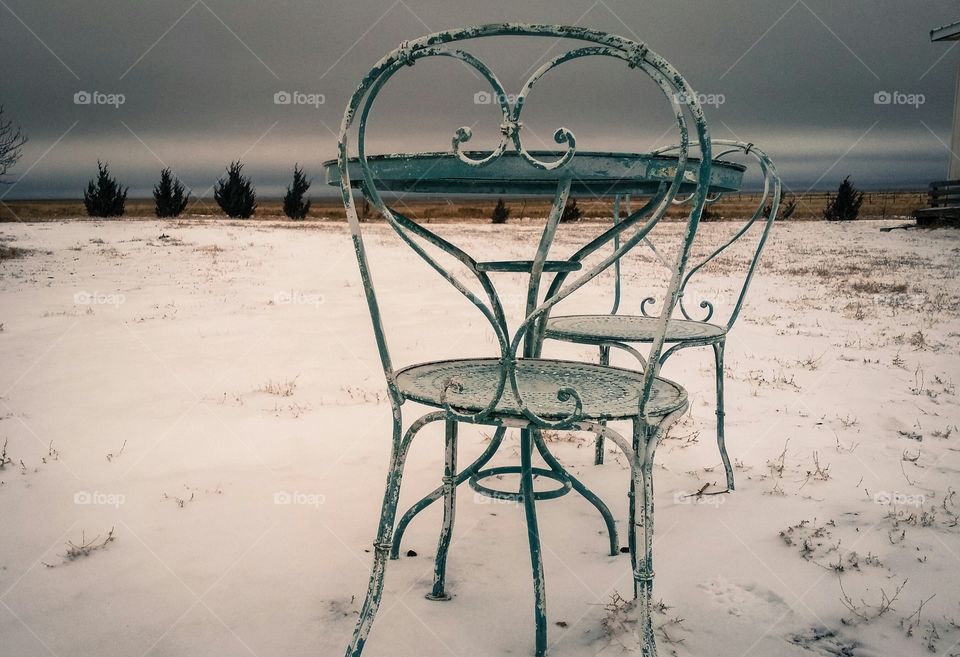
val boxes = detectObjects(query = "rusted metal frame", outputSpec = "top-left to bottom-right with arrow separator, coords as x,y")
533,186 -> 671,355
426,419 -> 458,600
611,196 -> 624,315
595,346 -> 612,465
524,177 -> 573,359
352,47 -> 514,425
656,334 -> 722,365
637,153 -> 710,421
627,403 -> 688,655
648,140 -> 781,328
343,409 -> 444,657
390,426 -> 506,559
519,426 -> 547,656
530,427 -> 618,555
712,339 -> 733,490
340,25 -> 714,657
486,44 -> 691,429
513,46 -> 693,366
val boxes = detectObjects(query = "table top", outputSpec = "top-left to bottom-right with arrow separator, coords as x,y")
323,150 -> 745,196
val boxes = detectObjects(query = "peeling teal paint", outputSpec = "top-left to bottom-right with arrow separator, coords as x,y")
338,24 -> 720,657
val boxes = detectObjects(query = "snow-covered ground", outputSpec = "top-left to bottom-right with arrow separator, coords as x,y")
1,218 -> 958,657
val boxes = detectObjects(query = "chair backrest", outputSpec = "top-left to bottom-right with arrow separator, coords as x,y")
659,140 -> 781,331
336,24 -> 713,427
626,140 -> 782,332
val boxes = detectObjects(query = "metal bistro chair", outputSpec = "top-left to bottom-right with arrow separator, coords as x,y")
544,141 -> 782,489
336,25 -> 713,657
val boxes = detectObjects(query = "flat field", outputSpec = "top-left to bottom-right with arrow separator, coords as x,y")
0,189 -> 927,223
0,218 -> 958,657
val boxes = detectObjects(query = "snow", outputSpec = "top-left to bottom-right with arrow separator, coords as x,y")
1,218 -> 958,657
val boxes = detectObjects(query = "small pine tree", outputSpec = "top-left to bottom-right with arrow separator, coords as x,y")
153,168 -> 189,217
765,194 -> 797,221
700,206 -> 720,222
823,176 -> 864,221
282,164 -> 311,220
214,161 -> 256,218
83,161 -> 127,217
491,198 -> 510,224
560,198 -> 583,223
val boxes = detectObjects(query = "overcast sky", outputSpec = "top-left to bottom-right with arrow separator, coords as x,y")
2,0 -> 960,198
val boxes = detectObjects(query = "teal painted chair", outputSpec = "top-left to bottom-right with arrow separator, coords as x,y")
544,140 -> 782,489
335,24 -> 716,657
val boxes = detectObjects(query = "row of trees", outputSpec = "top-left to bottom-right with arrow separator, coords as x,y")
0,105 -> 901,225
83,161 -> 312,219
82,163 -> 866,222
487,179 -> 858,224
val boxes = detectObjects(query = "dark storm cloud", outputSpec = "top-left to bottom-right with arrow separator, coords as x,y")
1,0 -> 958,198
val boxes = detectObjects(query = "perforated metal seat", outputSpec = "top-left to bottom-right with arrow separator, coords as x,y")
545,314 -> 726,344
396,357 -> 687,421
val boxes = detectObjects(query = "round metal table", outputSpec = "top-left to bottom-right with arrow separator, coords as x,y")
324,150 -> 745,196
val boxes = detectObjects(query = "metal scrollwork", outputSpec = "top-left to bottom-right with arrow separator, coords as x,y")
652,139 -> 781,330
450,47 -> 581,171
640,296 -> 658,317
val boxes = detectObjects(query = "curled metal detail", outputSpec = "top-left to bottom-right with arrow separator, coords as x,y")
509,372 -> 585,430
679,297 -> 715,323
640,296 -> 657,317
649,139 -> 782,330
439,377 -> 467,417
442,46 -> 586,171
517,127 -> 576,170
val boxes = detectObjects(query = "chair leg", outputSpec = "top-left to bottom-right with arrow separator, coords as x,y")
391,427 -> 505,559
533,428 -> 618,556
631,421 -> 658,656
635,459 -> 658,655
520,427 -> 548,657
426,420 -> 458,601
713,340 -> 735,491
595,345 -> 611,465
344,416 -> 411,657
